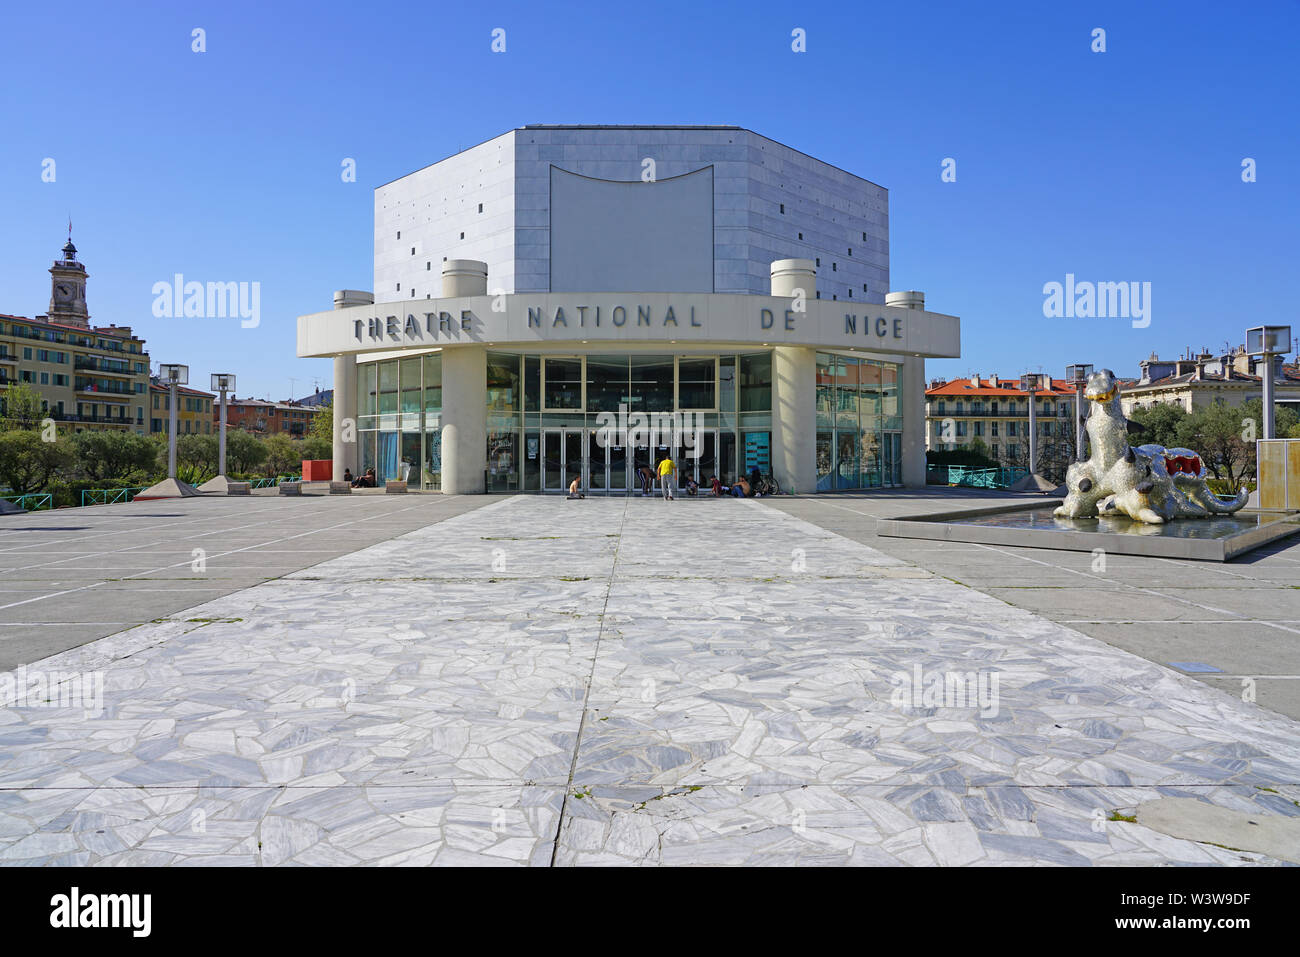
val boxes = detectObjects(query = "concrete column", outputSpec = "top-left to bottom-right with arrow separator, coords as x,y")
442,260 -> 488,298
770,259 -> 817,299
772,346 -> 816,495
440,345 -> 487,494
901,355 -> 926,488
332,355 -> 358,481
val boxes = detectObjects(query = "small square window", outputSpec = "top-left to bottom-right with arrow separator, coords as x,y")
798,232 -> 803,240
459,232 -> 465,240
779,203 -> 785,214
816,291 -> 821,299
396,283 -> 400,291
426,262 -> 431,271
848,247 -> 852,256
397,231 -> 401,239
478,203 -> 483,213
411,288 -> 415,297
862,231 -> 867,241
832,262 -> 837,271
832,294 -> 837,301
815,258 -> 820,267
411,247 -> 415,255
863,284 -> 868,292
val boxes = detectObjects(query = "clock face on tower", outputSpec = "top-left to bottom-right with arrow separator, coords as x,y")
55,283 -> 72,299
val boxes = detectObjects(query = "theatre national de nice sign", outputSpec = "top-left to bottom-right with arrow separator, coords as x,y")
296,293 -> 960,359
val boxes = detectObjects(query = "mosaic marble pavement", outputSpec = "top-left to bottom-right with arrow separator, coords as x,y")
2,496 -> 1299,866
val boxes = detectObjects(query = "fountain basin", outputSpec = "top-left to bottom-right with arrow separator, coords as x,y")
877,503 -> 1300,561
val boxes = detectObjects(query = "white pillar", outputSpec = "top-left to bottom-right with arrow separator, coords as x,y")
440,345 -> 487,494
1262,353 -> 1276,439
332,354 -> 358,480
167,383 -> 178,478
901,355 -> 926,488
218,388 -> 228,475
772,346 -> 816,495
1028,391 -> 1039,474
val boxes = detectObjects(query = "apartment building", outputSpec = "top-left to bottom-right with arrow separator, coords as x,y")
925,374 -> 1078,474
149,382 -> 216,436
0,238 -> 150,433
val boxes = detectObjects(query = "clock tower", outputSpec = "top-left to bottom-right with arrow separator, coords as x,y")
48,232 -> 90,329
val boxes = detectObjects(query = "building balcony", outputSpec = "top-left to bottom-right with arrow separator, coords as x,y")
74,356 -> 135,377
75,380 -> 137,397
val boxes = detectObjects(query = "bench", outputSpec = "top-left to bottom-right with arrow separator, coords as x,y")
227,482 -> 251,496
385,480 -> 408,494
278,482 -> 302,496
328,481 -> 352,494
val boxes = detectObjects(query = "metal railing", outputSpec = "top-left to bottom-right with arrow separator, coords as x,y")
929,466 -> 1028,489
80,486 -> 148,507
1,493 -> 53,511
247,475 -> 302,489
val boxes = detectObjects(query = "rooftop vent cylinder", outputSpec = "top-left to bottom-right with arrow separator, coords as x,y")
442,260 -> 488,298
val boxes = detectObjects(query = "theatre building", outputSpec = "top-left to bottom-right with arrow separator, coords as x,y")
296,125 -> 961,493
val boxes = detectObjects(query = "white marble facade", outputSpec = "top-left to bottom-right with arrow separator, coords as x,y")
373,126 -> 889,302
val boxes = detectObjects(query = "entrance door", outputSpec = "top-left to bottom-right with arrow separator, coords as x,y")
676,429 -> 717,491
542,431 -> 565,492
543,429 -> 587,493
588,429 -> 607,493
608,441 -> 628,493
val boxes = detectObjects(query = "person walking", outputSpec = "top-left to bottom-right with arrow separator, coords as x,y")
656,454 -> 677,501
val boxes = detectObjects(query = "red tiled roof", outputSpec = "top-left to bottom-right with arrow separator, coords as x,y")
926,377 -> 1075,397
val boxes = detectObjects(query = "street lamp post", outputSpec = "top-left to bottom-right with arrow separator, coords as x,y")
1246,326 -> 1292,440
1066,364 -> 1094,462
158,364 -> 188,479
1019,372 -> 1049,477
211,373 -> 235,478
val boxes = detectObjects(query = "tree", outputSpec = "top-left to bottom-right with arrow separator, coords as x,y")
0,430 -> 74,494
71,430 -> 159,482
1128,402 -> 1188,450
224,429 -> 268,475
175,433 -> 219,484
1179,401 -> 1252,484
261,433 -> 300,476
1239,397 -> 1299,442
0,382 -> 47,431
300,435 -> 331,461
308,400 -> 333,446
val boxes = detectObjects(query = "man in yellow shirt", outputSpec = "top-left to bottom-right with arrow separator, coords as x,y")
656,455 -> 676,501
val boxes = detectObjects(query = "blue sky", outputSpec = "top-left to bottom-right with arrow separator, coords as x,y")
2,0 -> 1296,398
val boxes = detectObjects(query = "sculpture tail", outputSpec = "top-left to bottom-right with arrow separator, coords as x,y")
1203,487 -> 1248,514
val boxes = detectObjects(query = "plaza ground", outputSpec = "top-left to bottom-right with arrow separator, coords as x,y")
1,490 -> 1298,865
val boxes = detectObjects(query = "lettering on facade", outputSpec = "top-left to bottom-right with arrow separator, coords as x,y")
843,313 -> 905,340
350,301 -> 908,345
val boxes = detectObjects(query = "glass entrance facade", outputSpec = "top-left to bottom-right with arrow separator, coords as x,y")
356,348 -> 901,492
815,352 -> 903,490
356,354 -> 442,488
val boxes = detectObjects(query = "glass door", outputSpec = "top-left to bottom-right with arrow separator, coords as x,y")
588,429 -> 607,493
608,440 -> 628,494
542,430 -> 565,492
564,430 -> 585,494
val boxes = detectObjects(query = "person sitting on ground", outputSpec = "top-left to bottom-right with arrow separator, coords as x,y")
360,468 -> 376,488
731,476 -> 750,498
710,475 -> 724,497
343,468 -> 354,486
685,476 -> 699,496
567,475 -> 585,499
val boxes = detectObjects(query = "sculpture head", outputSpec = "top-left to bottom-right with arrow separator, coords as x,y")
1084,369 -> 1120,404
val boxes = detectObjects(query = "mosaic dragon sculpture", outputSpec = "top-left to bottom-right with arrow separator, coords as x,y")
1053,368 -> 1248,524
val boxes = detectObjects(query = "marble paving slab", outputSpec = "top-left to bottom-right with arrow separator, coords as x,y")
2,496 -> 1299,865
